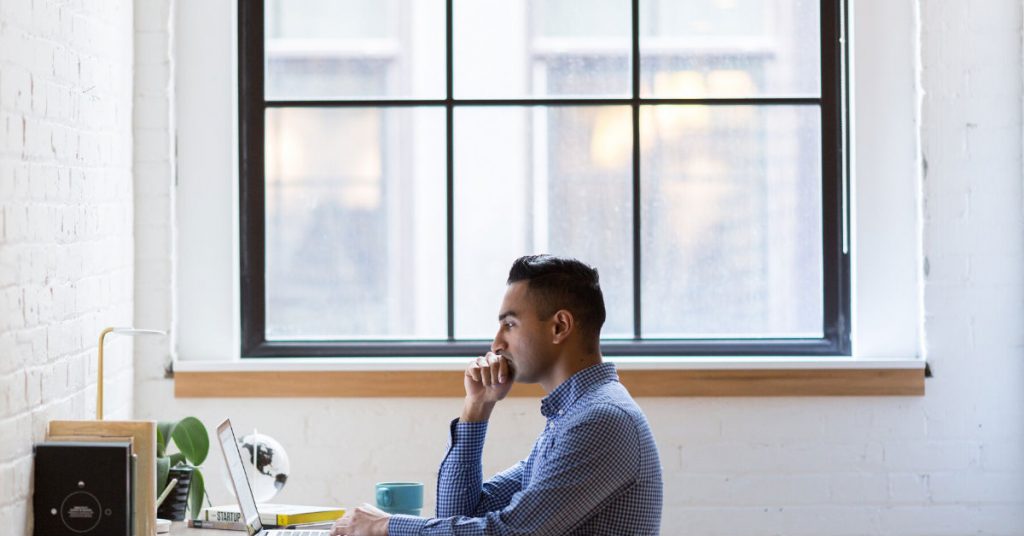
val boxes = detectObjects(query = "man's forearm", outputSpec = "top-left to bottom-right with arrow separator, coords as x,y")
436,419 -> 488,518
434,418 -> 523,522
460,399 -> 496,423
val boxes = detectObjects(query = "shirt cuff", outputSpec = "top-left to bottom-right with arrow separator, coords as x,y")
388,514 -> 429,535
447,419 -> 488,463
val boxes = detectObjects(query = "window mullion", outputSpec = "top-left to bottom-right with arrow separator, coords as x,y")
631,0 -> 642,340
445,0 -> 455,341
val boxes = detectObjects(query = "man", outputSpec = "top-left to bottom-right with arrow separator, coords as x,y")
333,255 -> 663,535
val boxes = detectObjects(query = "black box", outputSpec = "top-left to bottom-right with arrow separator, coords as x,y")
33,441 -> 132,536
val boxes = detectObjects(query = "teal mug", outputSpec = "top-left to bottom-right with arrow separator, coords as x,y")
375,482 -> 424,516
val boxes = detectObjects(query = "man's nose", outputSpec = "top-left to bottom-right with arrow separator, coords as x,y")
491,332 -> 506,354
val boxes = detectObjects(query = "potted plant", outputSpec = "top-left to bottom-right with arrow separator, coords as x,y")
156,417 -> 209,520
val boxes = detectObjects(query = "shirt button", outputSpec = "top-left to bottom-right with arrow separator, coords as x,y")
558,410 -> 564,415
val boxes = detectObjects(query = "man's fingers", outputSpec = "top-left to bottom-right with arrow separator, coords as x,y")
331,515 -> 349,536
467,354 -> 511,387
479,359 -> 493,386
488,355 -> 504,384
467,359 -> 482,382
497,355 -> 509,384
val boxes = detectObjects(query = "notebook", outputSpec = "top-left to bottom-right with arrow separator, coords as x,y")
217,419 -> 332,536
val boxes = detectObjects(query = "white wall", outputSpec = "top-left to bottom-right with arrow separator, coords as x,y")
132,1 -> 1024,535
0,1 -> 136,533
133,0 -> 176,373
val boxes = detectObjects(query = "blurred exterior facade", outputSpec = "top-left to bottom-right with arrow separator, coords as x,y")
261,0 -> 825,343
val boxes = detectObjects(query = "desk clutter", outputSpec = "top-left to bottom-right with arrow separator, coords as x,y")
33,417 -> 327,535
199,503 -> 345,526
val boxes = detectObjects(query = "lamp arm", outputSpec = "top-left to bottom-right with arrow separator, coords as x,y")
97,327 -> 115,420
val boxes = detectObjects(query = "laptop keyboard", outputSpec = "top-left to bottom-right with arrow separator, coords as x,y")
265,531 -> 330,536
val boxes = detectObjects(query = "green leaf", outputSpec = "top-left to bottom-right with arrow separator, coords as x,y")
157,421 -> 178,458
156,456 -> 170,497
188,468 -> 205,520
169,452 -> 186,466
171,417 -> 210,466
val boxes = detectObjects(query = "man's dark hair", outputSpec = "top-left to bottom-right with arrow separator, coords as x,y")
507,255 -> 607,341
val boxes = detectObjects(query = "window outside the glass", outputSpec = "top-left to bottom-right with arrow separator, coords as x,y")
242,0 -> 848,357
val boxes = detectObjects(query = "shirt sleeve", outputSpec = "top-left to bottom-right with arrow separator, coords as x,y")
389,418 -> 525,536
437,419 -> 526,514
387,405 -> 640,536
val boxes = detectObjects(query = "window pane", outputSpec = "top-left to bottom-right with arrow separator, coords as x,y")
454,0 -> 631,98
640,0 -> 820,98
641,105 -> 823,337
454,106 -> 633,339
265,107 -> 447,340
265,0 -> 445,99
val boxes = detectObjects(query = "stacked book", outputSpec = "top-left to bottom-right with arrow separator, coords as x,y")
190,503 -> 346,530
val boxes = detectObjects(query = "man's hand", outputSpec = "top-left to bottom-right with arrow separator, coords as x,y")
330,503 -> 391,536
461,352 -> 514,422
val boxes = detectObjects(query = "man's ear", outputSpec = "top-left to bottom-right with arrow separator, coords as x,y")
551,310 -> 574,344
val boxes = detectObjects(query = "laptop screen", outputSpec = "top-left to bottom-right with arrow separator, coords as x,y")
217,419 -> 263,535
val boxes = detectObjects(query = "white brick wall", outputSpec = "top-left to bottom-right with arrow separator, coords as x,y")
0,1 -> 135,534
123,0 -> 1019,535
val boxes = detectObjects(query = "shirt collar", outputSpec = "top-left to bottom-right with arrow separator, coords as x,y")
540,362 -> 618,419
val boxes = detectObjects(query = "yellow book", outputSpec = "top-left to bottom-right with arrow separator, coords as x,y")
203,503 -> 346,526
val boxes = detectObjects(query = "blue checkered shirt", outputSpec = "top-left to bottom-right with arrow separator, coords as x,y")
388,362 -> 663,535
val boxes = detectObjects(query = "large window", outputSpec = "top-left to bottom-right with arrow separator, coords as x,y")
239,0 -> 849,357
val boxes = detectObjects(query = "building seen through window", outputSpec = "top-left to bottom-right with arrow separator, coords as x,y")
256,0 -> 832,349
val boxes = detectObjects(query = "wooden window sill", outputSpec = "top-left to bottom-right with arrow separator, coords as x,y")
172,359 -> 925,397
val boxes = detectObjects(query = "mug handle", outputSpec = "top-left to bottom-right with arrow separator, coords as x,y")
376,487 -> 392,508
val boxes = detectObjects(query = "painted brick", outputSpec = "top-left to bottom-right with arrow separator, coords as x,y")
133,128 -> 171,160
883,441 -> 981,472
0,502 -> 29,536
0,414 -> 33,463
646,406 -> 723,444
884,475 -> 933,506
0,0 -> 33,28
663,506 -> 789,536
13,456 -> 32,503
718,403 -> 826,441
974,505 -> 1024,535
0,371 -> 28,419
0,462 -> 15,504
980,441 -> 1024,472
134,96 -> 169,128
778,506 -> 881,536
879,505 -> 981,535
135,60 -> 171,94
135,0 -> 172,33
665,474 -> 833,507
928,471 -> 1024,504
828,473 -> 889,504
0,334 -> 17,375
0,0 -> 135,523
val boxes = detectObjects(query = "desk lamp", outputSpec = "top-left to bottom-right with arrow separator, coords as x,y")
97,327 -> 167,420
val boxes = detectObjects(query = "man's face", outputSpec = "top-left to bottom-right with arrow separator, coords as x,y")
491,281 -> 557,384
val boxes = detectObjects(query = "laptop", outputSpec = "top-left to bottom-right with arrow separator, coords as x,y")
217,419 -> 332,536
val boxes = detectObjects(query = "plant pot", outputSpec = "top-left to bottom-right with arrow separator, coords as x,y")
157,466 -> 194,521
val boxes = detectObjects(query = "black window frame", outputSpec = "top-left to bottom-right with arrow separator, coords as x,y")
239,0 -> 851,358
